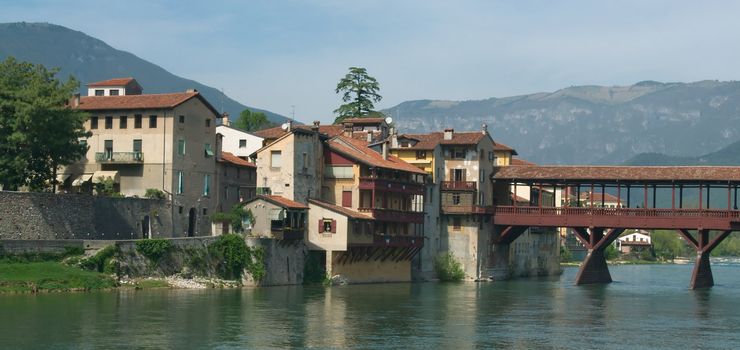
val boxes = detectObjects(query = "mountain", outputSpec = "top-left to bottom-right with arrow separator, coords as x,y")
0,22 -> 289,123
384,80 -> 740,165
624,139 -> 740,166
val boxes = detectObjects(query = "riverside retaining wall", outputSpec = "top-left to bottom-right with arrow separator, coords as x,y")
0,191 -> 172,240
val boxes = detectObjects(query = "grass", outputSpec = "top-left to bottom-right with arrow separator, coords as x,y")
0,261 -> 117,293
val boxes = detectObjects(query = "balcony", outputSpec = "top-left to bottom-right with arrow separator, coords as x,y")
275,228 -> 305,240
95,152 -> 143,164
358,177 -> 424,195
441,205 -> 495,214
441,181 -> 477,191
372,234 -> 424,248
358,207 -> 424,223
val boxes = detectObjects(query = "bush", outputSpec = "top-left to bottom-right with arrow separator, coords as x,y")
208,234 -> 265,280
560,245 -> 573,263
434,252 -> 465,282
144,188 -> 166,200
135,239 -> 172,263
604,244 -> 619,260
211,205 -> 253,233
80,245 -> 117,273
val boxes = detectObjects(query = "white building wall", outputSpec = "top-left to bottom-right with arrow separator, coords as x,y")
216,125 -> 264,158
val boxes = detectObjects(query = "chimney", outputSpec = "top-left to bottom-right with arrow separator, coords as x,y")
444,128 -> 454,140
366,132 -> 373,142
186,88 -> 198,93
287,120 -> 293,131
382,141 -> 388,160
221,112 -> 230,126
312,120 -> 320,132
390,127 -> 398,148
72,93 -> 80,107
343,122 -> 354,138
482,123 -> 488,134
216,133 -> 223,159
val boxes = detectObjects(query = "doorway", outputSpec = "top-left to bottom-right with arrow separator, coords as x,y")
188,208 -> 196,237
142,215 -> 150,239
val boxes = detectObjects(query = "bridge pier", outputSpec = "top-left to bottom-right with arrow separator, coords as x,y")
573,227 -> 625,285
677,229 -> 733,289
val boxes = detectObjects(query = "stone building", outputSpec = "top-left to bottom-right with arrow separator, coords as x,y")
65,78 -> 221,237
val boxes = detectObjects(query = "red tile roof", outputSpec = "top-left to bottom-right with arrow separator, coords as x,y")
493,166 -> 740,182
510,157 -> 536,166
396,130 -> 494,149
218,152 -> 256,168
580,191 -> 622,203
77,92 -> 219,116
87,77 -> 136,86
259,195 -> 309,209
253,125 -> 343,140
494,142 -> 518,155
308,199 -> 372,220
327,136 -> 427,175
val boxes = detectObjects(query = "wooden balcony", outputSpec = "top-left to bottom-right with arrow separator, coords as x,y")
372,234 -> 423,248
271,226 -> 305,240
358,207 -> 424,223
441,181 -> 477,191
441,205 -> 495,214
95,152 -> 143,164
358,177 -> 424,195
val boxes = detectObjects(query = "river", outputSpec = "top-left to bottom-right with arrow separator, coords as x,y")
2,262 -> 740,349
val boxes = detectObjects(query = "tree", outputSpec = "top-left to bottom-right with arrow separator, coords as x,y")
333,67 -> 383,124
0,57 -> 90,191
234,109 -> 273,132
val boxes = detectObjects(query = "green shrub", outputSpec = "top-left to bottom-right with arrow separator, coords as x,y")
208,234 -> 265,280
560,245 -> 573,263
144,188 -> 166,200
135,239 -> 172,263
64,246 -> 85,257
434,252 -> 465,282
604,244 -> 619,260
80,245 -> 117,273
211,205 -> 253,233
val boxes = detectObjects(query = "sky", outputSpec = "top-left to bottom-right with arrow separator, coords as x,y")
2,0 -> 740,123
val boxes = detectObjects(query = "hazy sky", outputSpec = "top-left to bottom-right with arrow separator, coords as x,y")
2,0 -> 740,123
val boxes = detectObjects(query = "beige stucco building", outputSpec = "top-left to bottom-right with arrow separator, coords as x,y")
64,78 -> 221,237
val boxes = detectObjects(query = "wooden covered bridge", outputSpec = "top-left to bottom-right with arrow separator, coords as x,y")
491,166 -> 740,289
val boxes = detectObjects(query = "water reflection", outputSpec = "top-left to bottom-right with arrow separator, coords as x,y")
2,265 -> 740,349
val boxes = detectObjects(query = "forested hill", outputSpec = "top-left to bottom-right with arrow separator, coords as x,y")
384,80 -> 740,165
624,139 -> 740,166
0,22 -> 289,123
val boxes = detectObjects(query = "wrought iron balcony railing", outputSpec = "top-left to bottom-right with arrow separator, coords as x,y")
95,152 -> 143,163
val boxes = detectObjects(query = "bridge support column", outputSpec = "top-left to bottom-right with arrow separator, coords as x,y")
490,225 -> 529,280
677,229 -> 733,289
573,227 -> 625,285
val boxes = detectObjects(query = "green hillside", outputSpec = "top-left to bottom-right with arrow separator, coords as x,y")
0,22 -> 288,124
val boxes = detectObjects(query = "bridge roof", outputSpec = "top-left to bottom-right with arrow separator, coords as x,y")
492,165 -> 740,184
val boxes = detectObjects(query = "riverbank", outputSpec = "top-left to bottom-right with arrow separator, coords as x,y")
561,258 -> 687,267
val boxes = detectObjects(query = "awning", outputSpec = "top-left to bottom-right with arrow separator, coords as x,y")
72,173 -> 94,186
56,174 -> 72,183
92,171 -> 120,183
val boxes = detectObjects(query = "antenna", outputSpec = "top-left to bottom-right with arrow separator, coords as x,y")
291,105 -> 295,121
220,88 -> 224,114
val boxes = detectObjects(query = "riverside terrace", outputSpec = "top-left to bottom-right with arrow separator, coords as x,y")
490,166 -> 740,289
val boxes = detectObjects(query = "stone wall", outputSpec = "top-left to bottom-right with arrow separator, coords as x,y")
245,237 -> 306,286
0,239 -> 84,255
0,191 -> 172,240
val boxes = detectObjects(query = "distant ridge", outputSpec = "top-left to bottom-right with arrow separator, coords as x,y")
624,140 -> 740,166
0,22 -> 289,124
384,80 -> 740,165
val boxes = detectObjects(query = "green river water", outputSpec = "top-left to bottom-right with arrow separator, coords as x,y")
2,262 -> 740,349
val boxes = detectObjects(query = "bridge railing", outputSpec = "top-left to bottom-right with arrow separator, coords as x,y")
493,206 -> 740,219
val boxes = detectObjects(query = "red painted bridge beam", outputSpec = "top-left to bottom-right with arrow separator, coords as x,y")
677,229 -> 733,289
574,227 -> 625,285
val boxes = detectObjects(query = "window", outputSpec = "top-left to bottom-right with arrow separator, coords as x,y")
178,206 -> 183,214
453,148 -> 465,159
133,139 -> 142,156
205,119 -> 211,127
105,116 -> 113,129
94,89 -> 104,96
204,143 -> 214,157
452,193 -> 461,205
109,89 -> 119,96
179,115 -> 185,123
177,171 -> 184,194
453,217 -> 462,231
302,152 -> 308,169
203,174 -> 210,196
325,165 -> 353,179
178,139 -> 186,156
149,115 -> 157,128
202,208 -> 208,215
104,140 -> 113,160
270,150 -> 282,168
416,150 -> 426,159
134,114 -> 142,128
90,116 -> 99,129
119,116 -> 127,129
319,219 -> 336,233
488,151 -> 494,161
239,139 -> 247,148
